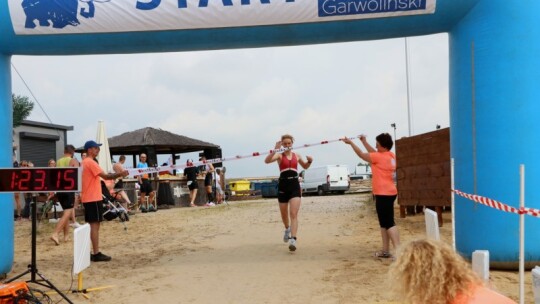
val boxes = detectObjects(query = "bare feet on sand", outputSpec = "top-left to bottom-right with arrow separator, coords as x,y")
50,234 -> 59,246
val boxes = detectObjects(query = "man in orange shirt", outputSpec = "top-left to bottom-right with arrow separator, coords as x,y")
81,140 -> 129,262
343,133 -> 400,258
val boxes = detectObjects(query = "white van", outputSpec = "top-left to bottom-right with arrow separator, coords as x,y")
301,165 -> 350,195
351,163 -> 372,180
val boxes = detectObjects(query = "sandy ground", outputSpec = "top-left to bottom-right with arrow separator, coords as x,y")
8,193 -> 529,303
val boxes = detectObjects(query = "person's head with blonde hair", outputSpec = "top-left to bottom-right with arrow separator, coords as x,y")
388,239 -> 481,304
281,134 -> 294,143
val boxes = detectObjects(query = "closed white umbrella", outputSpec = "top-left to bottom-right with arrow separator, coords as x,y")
96,120 -> 113,173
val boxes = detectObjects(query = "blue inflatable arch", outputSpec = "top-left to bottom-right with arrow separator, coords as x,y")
1,0 -> 539,274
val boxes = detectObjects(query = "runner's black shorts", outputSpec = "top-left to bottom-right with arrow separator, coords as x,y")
83,201 -> 104,223
278,178 -> 301,203
56,192 -> 75,210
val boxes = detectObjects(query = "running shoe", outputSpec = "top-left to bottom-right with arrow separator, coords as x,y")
288,238 -> 297,252
283,227 -> 291,243
91,252 -> 112,262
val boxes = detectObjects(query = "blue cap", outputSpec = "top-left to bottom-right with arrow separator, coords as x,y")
84,140 -> 102,150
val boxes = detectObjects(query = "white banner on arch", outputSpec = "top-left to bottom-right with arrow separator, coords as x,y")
8,0 -> 436,35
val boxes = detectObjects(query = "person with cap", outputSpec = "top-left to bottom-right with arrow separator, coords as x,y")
184,159 -> 199,207
199,155 -> 216,206
81,140 -> 129,262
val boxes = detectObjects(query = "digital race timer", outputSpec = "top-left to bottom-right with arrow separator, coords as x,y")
0,167 -> 81,193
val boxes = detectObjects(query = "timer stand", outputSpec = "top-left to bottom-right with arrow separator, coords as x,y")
6,197 -> 74,304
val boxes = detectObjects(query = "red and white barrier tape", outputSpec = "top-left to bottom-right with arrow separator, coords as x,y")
452,189 -> 540,217
126,135 -> 361,177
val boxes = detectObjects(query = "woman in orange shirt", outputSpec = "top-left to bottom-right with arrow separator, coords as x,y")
343,133 -> 399,258
389,239 -> 516,304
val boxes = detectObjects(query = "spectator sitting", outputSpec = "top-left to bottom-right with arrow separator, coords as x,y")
113,155 -> 133,213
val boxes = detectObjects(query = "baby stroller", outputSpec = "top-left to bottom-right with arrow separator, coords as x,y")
101,181 -> 129,230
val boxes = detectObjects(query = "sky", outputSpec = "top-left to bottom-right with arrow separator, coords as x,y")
11,33 -> 449,178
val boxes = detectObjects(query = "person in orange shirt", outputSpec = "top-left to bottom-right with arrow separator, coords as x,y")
389,239 -> 516,304
343,133 -> 400,258
81,140 -> 129,262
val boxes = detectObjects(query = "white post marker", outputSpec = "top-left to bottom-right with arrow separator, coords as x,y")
424,208 -> 440,241
531,266 -> 540,304
472,250 -> 490,284
73,223 -> 91,297
73,224 -> 91,275
72,223 -> 115,298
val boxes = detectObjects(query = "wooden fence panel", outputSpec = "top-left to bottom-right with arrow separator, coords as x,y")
396,128 -> 451,207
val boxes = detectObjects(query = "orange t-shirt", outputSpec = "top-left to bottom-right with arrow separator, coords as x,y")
452,285 -> 516,304
370,151 -> 397,196
81,157 -> 104,203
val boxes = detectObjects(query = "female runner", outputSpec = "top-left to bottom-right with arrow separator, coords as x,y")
265,134 -> 313,251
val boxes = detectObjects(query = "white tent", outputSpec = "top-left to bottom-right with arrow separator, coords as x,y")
96,120 -> 113,173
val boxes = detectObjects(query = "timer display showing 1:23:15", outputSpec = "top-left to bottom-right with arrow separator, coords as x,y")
8,168 -> 77,192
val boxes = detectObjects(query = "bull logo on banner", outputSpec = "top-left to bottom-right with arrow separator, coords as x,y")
21,0 -> 110,29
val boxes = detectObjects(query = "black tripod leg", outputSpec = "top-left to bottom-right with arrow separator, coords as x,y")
5,197 -> 74,304
4,269 -> 30,283
34,272 -> 74,304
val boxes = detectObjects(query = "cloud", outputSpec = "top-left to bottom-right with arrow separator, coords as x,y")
11,34 -> 449,177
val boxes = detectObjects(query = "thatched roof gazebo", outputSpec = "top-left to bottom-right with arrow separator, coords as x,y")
108,127 -> 220,167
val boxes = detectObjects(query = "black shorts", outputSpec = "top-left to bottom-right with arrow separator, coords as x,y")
114,180 -> 124,189
188,180 -> 198,190
204,174 -> 213,187
56,192 -> 75,210
83,201 -> 104,223
375,195 -> 397,229
140,179 -> 153,194
278,179 -> 301,203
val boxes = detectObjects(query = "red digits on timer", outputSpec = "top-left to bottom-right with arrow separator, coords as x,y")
18,170 -> 31,191
10,172 -> 17,189
64,170 -> 75,190
1,168 -> 78,192
56,171 -> 62,189
34,170 -> 46,190
57,170 -> 76,190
